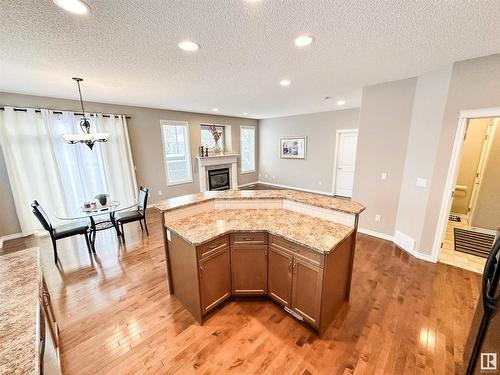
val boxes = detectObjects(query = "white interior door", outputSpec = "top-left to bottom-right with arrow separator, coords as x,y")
334,130 -> 358,198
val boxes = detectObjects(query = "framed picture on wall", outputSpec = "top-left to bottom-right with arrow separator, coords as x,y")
280,136 -> 307,159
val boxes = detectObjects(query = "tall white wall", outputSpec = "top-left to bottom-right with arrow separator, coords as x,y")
394,65 -> 452,253
352,78 -> 416,235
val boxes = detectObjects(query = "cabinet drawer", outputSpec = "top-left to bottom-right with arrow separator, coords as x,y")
230,232 -> 268,245
270,235 -> 323,268
197,235 -> 229,259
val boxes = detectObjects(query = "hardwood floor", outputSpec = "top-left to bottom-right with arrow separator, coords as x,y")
2,210 -> 481,374
240,183 -> 282,190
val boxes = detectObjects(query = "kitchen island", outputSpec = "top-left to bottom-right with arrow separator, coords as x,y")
155,190 -> 365,336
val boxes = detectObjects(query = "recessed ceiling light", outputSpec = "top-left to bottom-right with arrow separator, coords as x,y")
53,0 -> 90,14
294,35 -> 314,47
243,112 -> 248,115
212,108 -> 219,112
178,41 -> 200,52
337,100 -> 346,105
280,79 -> 291,86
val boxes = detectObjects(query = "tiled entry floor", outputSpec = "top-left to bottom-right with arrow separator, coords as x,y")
438,216 -> 486,274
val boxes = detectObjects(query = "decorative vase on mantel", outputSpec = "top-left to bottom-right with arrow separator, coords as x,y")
209,125 -> 223,155
213,138 -> 222,154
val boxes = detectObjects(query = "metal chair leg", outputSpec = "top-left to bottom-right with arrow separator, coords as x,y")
51,236 -> 59,264
139,220 -> 143,231
143,217 -> 149,236
120,223 -> 125,244
84,232 -> 92,254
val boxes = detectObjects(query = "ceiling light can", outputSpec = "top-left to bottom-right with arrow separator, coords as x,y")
178,41 -> 200,51
294,35 -> 314,47
53,0 -> 90,14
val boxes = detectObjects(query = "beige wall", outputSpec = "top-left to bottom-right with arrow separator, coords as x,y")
352,78 -> 416,235
472,118 -> 500,230
0,93 -> 258,237
258,109 -> 359,194
394,66 -> 452,251
420,53 -> 500,254
451,118 -> 489,215
353,54 -> 500,257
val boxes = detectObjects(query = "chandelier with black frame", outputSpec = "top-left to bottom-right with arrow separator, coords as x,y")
62,77 -> 109,150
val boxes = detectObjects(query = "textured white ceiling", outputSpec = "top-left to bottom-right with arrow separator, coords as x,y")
1,1 -> 500,119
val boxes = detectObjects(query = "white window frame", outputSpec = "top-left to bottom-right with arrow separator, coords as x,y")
240,125 -> 256,174
200,123 -> 230,153
160,120 -> 193,186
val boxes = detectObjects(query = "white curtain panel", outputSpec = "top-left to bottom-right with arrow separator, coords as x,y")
96,114 -> 138,207
0,107 -> 137,236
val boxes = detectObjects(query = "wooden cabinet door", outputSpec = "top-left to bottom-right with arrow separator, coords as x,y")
231,246 -> 267,295
199,247 -> 231,314
268,246 -> 293,307
291,257 -> 323,327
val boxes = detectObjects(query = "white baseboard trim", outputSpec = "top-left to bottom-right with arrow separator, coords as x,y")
410,250 -> 437,263
256,181 -> 334,196
0,232 -> 24,248
358,227 -> 394,242
358,228 -> 437,263
238,181 -> 259,188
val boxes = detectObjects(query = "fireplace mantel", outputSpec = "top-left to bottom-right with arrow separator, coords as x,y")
195,154 -> 239,192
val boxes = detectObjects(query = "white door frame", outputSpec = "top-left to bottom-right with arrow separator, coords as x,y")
432,107 -> 500,262
331,129 -> 358,196
468,119 -> 497,223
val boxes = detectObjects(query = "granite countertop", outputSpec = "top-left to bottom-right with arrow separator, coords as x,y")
154,189 -> 365,215
0,248 -> 40,375
165,209 -> 354,254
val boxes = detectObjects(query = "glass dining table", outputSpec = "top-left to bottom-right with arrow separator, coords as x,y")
55,201 -> 137,252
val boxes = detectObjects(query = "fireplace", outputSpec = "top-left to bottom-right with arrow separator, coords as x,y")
208,168 -> 230,191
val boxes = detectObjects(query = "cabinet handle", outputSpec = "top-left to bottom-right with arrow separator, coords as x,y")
293,261 -> 296,269
42,291 -> 51,307
199,265 -> 204,273
288,260 -> 292,270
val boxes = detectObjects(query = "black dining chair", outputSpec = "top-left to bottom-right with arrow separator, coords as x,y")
114,186 -> 149,244
31,200 -> 92,264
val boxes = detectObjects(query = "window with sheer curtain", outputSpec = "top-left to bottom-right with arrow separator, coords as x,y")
161,120 -> 193,185
240,126 -> 256,173
0,107 -> 137,235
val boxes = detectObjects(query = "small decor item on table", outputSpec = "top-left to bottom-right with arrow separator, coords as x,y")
199,145 -> 204,157
95,193 -> 109,206
205,147 -> 208,157
83,202 -> 91,209
209,125 -> 223,154
280,136 -> 307,159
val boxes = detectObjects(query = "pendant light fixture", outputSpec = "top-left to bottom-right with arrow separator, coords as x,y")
63,77 -> 109,150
